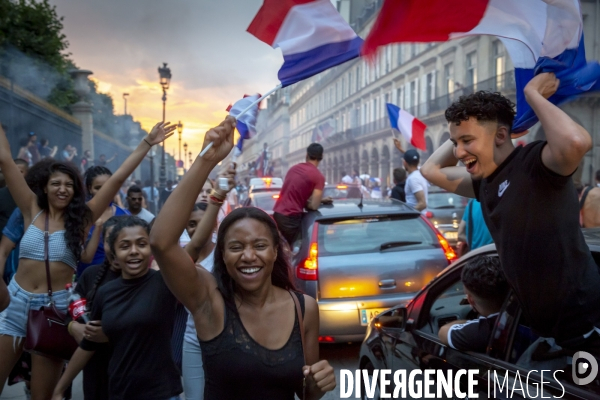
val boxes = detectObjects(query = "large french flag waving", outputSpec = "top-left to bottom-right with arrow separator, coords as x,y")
363,0 -> 600,134
386,103 -> 427,151
247,0 -> 363,88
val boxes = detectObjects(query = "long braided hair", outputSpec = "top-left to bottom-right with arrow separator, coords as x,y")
86,216 -> 122,309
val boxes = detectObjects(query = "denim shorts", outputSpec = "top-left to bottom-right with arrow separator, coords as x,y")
0,278 -> 69,338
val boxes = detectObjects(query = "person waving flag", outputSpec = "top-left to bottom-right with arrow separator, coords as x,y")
227,95 -> 261,157
247,0 -> 363,87
386,103 -> 427,151
362,0 -> 600,134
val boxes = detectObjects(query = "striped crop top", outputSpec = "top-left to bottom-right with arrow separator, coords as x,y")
19,210 -> 78,270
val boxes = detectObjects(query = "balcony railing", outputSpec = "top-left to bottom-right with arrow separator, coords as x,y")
322,71 -> 517,145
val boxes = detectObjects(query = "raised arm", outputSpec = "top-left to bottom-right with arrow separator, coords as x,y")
0,124 -> 36,219
80,218 -> 103,264
526,73 -> 592,176
184,169 -> 235,262
87,122 -> 175,221
421,140 -> 475,198
150,117 -> 235,314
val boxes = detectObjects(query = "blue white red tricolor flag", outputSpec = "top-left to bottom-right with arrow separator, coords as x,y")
247,0 -> 363,88
227,94 -> 261,157
386,104 -> 426,151
363,0 -> 600,134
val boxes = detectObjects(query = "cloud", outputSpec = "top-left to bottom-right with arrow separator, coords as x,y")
49,0 -> 282,156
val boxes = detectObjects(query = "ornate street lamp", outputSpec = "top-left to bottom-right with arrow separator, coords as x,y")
188,151 -> 193,170
157,63 -> 172,194
183,142 -> 188,170
177,121 -> 183,172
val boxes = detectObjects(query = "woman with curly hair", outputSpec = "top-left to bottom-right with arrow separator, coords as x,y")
151,117 -> 336,400
0,121 -> 175,399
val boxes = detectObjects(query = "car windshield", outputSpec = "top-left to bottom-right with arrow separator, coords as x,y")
318,216 -> 437,255
253,194 -> 278,211
427,192 -> 467,209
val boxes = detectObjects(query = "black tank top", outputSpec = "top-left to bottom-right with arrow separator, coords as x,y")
199,291 -> 305,400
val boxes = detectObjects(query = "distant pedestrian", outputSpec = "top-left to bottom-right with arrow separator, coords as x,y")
95,153 -> 116,167
80,150 -> 93,173
403,149 -> 428,211
159,179 -> 174,209
273,143 -> 332,246
341,170 -> 353,184
61,144 -> 77,162
17,138 -> 32,166
39,139 -> 57,159
126,185 -> 155,223
390,167 -> 407,202
26,132 -> 41,165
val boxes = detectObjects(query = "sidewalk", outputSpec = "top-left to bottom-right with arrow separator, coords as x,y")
1,374 -> 83,400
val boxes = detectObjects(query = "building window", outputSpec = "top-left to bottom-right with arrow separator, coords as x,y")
466,51 -> 477,88
385,46 -> 392,73
349,71 -> 353,94
356,66 -> 361,90
426,72 -> 435,102
409,80 -> 417,111
444,63 -> 454,94
374,98 -> 378,120
493,41 -> 505,90
410,44 -> 417,58
397,45 -> 404,66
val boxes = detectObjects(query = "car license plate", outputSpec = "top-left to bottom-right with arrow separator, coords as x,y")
444,231 -> 458,240
360,308 -> 387,326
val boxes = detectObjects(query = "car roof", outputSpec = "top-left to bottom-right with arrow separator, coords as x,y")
315,199 -> 420,219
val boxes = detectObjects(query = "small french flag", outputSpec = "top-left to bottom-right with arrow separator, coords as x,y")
227,94 -> 261,157
247,0 -> 363,88
386,103 -> 427,151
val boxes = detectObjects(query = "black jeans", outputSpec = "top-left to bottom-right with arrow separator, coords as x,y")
273,212 -> 303,248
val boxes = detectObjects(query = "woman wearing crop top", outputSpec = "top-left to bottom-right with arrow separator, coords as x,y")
0,121 -> 176,399
151,118 -> 336,399
78,166 -> 131,276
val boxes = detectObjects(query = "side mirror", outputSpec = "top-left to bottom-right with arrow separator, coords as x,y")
373,307 -> 407,331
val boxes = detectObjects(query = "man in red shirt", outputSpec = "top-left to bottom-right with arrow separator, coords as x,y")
273,143 -> 332,246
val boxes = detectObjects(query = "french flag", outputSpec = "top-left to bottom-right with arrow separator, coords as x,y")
247,0 -> 363,88
386,103 -> 427,151
227,94 -> 261,157
363,0 -> 600,133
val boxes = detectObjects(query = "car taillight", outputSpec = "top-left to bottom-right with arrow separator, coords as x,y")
297,222 -> 319,281
272,194 -> 280,199
425,211 -> 434,218
437,233 -> 457,262
421,216 -> 456,263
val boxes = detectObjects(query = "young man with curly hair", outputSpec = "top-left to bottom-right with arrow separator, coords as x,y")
439,256 -> 509,352
422,73 -> 600,356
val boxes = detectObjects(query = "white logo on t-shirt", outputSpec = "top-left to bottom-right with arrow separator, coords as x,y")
498,180 -> 510,197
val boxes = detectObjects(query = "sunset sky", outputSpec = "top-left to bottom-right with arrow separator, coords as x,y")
48,0 -> 284,158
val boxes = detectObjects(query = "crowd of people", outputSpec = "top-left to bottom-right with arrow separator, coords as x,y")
0,70 -> 599,399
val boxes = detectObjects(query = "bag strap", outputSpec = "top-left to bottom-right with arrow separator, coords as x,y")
290,290 -> 306,364
44,212 -> 53,299
580,186 -> 593,210
290,290 -> 306,400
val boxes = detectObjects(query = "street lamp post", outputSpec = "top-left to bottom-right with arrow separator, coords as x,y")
183,142 -> 188,170
177,121 -> 183,174
123,93 -> 129,115
188,151 -> 193,170
158,62 -> 172,193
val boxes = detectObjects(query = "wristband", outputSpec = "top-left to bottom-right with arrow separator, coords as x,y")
143,138 -> 152,147
209,195 -> 224,206
209,189 -> 226,201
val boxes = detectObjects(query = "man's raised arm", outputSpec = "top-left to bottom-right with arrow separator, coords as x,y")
421,140 -> 475,198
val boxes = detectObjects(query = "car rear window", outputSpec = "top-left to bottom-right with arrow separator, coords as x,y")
317,216 -> 438,256
427,192 -> 467,209
254,194 -> 278,211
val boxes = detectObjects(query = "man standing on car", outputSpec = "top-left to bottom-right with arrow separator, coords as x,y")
273,143 -> 332,247
421,73 -> 600,356
403,149 -> 428,211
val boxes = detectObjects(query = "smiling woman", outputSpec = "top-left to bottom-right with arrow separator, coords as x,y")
150,117 -> 337,400
51,216 -> 183,400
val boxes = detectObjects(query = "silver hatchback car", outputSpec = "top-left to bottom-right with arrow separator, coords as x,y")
292,200 -> 456,342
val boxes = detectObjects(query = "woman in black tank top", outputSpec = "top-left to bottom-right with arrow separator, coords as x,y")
151,117 -> 336,400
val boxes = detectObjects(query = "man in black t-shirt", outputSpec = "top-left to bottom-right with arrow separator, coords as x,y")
422,73 -> 600,355
390,167 -> 406,202
439,256 -> 508,352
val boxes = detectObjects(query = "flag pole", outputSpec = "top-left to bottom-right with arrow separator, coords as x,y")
199,84 -> 282,158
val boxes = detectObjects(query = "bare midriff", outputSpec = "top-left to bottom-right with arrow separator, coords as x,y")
14,259 -> 74,293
